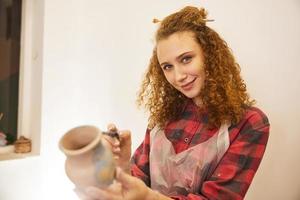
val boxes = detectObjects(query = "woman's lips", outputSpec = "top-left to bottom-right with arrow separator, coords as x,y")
181,78 -> 197,91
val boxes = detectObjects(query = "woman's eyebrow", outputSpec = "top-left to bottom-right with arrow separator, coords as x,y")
160,51 -> 193,66
176,51 -> 193,61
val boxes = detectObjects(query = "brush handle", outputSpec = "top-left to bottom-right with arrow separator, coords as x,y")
102,131 -> 120,140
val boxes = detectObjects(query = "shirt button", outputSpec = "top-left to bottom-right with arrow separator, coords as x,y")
184,138 -> 189,143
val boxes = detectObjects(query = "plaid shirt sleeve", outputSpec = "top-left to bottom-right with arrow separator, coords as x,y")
131,107 -> 270,200
130,128 -> 151,186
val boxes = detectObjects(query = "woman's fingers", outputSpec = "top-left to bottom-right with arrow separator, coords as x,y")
73,187 -> 93,200
115,167 -> 135,187
119,130 -> 131,141
106,180 -> 122,193
103,135 -> 119,148
103,124 -> 132,167
85,186 -> 121,200
102,135 -> 121,163
107,123 -> 118,132
119,130 -> 131,147
106,123 -> 120,147
112,147 -> 121,153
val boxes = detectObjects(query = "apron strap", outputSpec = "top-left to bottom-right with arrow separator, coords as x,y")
216,122 -> 230,162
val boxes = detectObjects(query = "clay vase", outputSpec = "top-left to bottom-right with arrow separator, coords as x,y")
59,125 -> 116,189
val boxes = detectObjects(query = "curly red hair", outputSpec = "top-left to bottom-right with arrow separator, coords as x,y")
137,6 -> 254,129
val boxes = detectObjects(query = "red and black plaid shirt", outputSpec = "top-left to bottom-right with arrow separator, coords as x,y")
131,100 -> 270,200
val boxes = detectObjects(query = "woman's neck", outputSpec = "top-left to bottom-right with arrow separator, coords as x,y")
192,96 -> 204,108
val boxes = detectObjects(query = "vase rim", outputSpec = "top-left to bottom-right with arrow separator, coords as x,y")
59,125 -> 103,156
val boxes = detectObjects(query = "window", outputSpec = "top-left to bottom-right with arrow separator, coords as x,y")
0,0 -> 22,147
0,0 -> 43,160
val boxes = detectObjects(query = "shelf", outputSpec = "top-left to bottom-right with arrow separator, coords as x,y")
0,145 -> 37,161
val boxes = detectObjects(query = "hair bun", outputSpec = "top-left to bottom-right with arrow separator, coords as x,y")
180,6 -> 211,26
198,7 -> 208,20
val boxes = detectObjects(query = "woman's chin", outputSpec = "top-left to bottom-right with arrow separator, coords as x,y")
180,90 -> 200,99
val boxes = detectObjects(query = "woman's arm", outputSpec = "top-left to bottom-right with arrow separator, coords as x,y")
130,128 -> 152,186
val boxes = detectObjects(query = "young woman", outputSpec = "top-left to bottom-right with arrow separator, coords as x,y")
79,6 -> 270,200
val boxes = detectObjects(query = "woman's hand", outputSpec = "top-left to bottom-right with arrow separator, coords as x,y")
102,124 -> 132,172
83,168 -> 157,200
74,182 -> 122,200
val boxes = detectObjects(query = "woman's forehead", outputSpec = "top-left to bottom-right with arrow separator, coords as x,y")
156,31 -> 202,62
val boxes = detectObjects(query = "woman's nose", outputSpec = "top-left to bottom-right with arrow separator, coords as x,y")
174,66 -> 187,82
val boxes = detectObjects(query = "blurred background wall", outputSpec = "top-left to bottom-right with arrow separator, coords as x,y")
0,0 -> 299,199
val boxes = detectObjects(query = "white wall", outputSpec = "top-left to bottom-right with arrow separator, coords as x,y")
0,0 -> 299,199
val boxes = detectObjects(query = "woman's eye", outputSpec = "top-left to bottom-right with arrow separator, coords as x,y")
163,64 -> 172,70
182,56 -> 192,63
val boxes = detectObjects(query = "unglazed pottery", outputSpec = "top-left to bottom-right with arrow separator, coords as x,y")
59,125 -> 116,189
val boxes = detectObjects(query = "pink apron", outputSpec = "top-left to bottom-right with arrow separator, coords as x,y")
149,123 -> 230,196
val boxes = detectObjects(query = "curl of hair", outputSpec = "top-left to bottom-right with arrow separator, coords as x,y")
137,6 -> 254,129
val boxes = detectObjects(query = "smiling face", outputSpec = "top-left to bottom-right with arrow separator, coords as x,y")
156,31 -> 206,106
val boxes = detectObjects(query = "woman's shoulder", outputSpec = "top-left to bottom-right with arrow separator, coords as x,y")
229,106 -> 270,138
243,106 -> 269,126
228,106 -> 270,144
